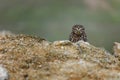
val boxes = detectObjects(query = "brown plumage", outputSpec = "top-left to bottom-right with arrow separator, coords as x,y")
69,24 -> 87,42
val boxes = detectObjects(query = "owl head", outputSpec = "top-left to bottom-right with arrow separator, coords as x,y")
72,24 -> 85,35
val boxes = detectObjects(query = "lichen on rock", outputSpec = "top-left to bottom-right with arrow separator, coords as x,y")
0,32 -> 120,80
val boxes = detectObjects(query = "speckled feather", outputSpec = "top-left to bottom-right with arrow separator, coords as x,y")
69,24 -> 87,42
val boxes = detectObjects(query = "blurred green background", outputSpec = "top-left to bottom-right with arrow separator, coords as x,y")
0,0 -> 120,52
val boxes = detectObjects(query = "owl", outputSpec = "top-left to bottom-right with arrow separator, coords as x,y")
69,24 -> 87,42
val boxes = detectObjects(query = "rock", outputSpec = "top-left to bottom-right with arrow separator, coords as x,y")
0,33 -> 120,80
0,65 -> 9,80
113,42 -> 120,56
0,31 -> 15,39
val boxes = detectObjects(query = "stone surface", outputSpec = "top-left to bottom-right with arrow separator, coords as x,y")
0,65 -> 9,80
113,42 -> 120,55
0,32 -> 120,80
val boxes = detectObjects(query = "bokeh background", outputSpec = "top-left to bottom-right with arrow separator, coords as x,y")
0,0 -> 120,52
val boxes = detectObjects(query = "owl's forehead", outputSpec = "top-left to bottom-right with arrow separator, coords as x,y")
72,25 -> 84,29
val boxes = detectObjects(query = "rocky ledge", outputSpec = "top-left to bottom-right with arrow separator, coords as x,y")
0,32 -> 120,80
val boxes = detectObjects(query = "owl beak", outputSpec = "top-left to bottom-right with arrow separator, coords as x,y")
77,31 -> 81,34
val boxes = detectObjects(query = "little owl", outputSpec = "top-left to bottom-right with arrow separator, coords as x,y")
69,24 -> 87,42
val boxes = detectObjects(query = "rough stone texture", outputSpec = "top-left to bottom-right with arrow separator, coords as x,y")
0,65 -> 9,80
113,42 -> 120,55
113,42 -> 120,62
0,32 -> 120,80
